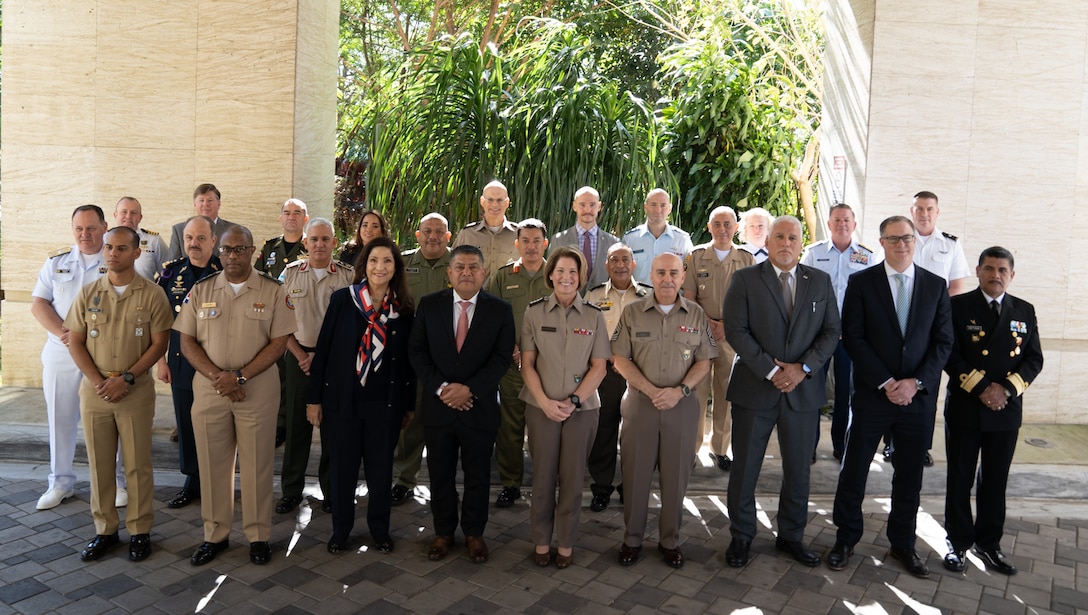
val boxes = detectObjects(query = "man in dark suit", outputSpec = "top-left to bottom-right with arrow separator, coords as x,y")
828,215 -> 953,579
166,184 -> 236,261
722,215 -> 841,568
408,244 -> 515,564
941,246 -> 1043,575
547,186 -> 619,289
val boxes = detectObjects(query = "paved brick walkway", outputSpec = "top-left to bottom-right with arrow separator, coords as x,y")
0,460 -> 1085,614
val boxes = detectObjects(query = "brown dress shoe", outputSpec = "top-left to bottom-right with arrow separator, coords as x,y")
618,543 -> 642,566
533,550 -> 551,567
428,535 -> 453,561
465,535 -> 489,563
555,550 -> 573,569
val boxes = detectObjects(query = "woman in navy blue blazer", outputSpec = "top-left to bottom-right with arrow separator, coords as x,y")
306,236 -> 416,554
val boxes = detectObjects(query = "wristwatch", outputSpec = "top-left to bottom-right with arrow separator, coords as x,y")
121,371 -> 135,385
680,384 -> 692,397
569,395 -> 582,409
914,378 -> 925,391
234,370 -> 247,386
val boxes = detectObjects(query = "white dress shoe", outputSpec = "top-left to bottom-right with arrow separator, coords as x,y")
115,487 -> 128,507
37,488 -> 75,510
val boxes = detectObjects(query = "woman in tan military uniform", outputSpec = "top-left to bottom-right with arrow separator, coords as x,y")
519,246 -> 611,568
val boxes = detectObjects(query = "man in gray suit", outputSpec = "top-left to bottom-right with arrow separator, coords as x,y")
547,186 -> 619,290
722,215 -> 841,568
166,184 -> 236,261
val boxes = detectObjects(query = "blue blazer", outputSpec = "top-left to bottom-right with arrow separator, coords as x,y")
408,288 -> 515,431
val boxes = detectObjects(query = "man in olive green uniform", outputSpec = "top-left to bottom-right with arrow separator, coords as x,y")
453,180 -> 519,284
255,198 -> 310,447
275,218 -> 354,515
489,219 -> 551,507
681,206 -> 755,467
583,243 -> 652,511
391,213 -> 453,505
175,225 -> 296,567
612,253 -> 717,569
67,226 -> 173,562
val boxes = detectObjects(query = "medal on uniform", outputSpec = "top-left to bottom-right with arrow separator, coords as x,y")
254,302 -> 265,313
681,349 -> 693,361
135,327 -> 144,337
573,374 -> 583,384
175,305 -> 181,313
266,251 -> 276,267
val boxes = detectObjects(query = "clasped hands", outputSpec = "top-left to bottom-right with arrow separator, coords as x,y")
884,378 -> 919,406
210,370 -> 246,402
95,377 -> 129,403
440,383 -> 474,411
770,360 -> 806,394
979,383 -> 1008,411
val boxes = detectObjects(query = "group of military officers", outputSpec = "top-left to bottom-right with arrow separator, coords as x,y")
32,182 -> 1041,579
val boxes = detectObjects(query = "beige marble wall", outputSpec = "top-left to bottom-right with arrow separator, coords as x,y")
0,0 -> 338,387
822,0 -> 1087,423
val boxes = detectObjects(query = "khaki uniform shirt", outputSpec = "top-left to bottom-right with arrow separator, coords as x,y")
65,274 -> 174,374
403,247 -> 452,303
280,259 -> 354,348
611,295 -> 718,388
453,219 -> 519,272
682,243 -> 755,320
173,269 -> 296,371
488,259 -> 550,347
584,281 -> 653,338
518,294 -> 611,410
255,235 -> 307,279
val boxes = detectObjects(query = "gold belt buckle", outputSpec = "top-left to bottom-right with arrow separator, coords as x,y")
104,371 -> 123,377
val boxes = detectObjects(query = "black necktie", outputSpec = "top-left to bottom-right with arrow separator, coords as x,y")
990,299 -> 1001,318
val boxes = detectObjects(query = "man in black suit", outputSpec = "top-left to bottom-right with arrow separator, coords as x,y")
827,215 -> 953,578
941,246 -> 1043,575
722,215 -> 841,568
408,244 -> 515,564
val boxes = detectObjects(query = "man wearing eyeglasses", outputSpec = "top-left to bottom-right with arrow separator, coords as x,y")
827,215 -> 952,579
156,216 -> 222,510
174,225 -> 296,567
453,181 -> 520,283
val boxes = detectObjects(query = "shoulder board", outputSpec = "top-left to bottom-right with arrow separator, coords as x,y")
140,228 -> 159,236
162,256 -> 186,268
941,231 -> 959,241
583,301 -> 603,312
334,260 -> 354,270
623,227 -> 639,235
528,297 -> 547,306
48,247 -> 73,258
636,282 -> 654,290
192,271 -> 222,286
284,259 -> 306,271
586,282 -> 607,292
402,247 -> 421,257
498,261 -> 516,271
262,236 -> 281,246
258,271 -> 283,284
503,220 -> 518,231
857,242 -> 874,252
463,221 -> 482,229
691,243 -> 711,253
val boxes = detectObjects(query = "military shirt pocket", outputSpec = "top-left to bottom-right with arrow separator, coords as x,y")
631,329 -> 659,346
671,328 -> 703,349
244,308 -> 272,322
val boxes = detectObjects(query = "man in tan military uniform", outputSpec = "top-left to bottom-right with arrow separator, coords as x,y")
391,213 -> 453,505
453,180 -> 519,282
681,206 -> 755,467
174,225 -> 296,567
583,243 -> 652,511
488,219 -> 551,507
275,217 -> 354,515
66,226 -> 173,562
611,253 -> 717,569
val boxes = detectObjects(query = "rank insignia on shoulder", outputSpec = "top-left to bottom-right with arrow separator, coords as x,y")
48,247 -> 73,258
941,231 -> 959,241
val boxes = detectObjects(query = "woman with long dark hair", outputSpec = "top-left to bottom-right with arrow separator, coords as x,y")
338,209 -> 389,267
306,236 -> 415,554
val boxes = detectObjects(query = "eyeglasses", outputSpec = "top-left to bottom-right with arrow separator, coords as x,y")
881,235 -> 916,245
219,245 -> 255,256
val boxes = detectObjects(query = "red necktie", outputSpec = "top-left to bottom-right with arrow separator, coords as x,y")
456,301 -> 470,352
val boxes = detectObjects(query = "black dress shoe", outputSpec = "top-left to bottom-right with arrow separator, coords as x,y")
129,534 -> 152,562
618,543 -> 642,566
889,546 -> 930,578
250,541 -> 272,565
275,495 -> 303,514
322,500 -> 332,513
391,485 -> 411,506
81,533 -> 120,561
943,549 -> 967,572
374,534 -> 394,553
826,541 -> 853,571
711,454 -> 732,471
275,427 -> 286,448
775,538 -> 820,567
495,486 -> 521,508
725,538 -> 751,568
657,544 -> 684,569
590,494 -> 609,512
327,535 -> 347,554
191,540 -> 229,566
167,488 -> 198,509
923,451 -> 934,467
974,547 -> 1017,575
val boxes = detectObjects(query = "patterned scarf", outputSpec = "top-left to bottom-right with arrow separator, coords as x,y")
350,278 -> 400,387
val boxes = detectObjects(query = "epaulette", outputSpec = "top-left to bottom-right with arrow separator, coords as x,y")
192,271 -> 222,286
586,282 -> 607,292
402,247 -> 421,257
261,236 -> 281,246
283,259 -> 306,271
333,259 -> 354,270
857,242 -> 874,253
48,247 -> 73,259
498,261 -> 517,271
583,301 -> 603,311
463,221 -> 482,229
528,297 -> 546,306
941,231 -> 959,242
635,282 -> 653,296
503,220 -> 518,231
258,271 -> 284,284
623,227 -> 639,236
140,228 -> 159,236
